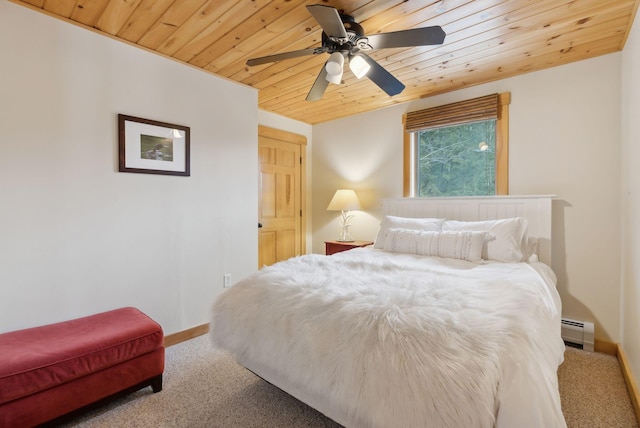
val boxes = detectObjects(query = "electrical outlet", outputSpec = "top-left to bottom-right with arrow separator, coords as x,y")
223,273 -> 232,288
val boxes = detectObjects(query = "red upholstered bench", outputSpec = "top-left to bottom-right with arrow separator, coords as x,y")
0,307 -> 164,427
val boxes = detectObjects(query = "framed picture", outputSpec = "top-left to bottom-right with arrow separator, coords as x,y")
118,114 -> 190,176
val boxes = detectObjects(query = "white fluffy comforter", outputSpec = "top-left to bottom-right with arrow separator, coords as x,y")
211,248 -> 566,428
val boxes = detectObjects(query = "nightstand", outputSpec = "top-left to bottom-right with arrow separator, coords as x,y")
325,240 -> 374,255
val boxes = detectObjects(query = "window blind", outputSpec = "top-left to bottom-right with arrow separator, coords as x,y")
404,93 -> 499,132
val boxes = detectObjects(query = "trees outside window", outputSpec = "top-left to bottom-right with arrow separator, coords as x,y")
415,119 -> 496,197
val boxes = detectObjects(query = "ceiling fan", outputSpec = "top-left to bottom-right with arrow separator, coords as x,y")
246,4 -> 446,101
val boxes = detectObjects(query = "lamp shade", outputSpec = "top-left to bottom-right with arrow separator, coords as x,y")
325,52 -> 344,84
349,54 -> 371,79
327,189 -> 361,211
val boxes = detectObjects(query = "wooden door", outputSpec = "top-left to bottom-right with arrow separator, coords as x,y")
258,126 -> 306,268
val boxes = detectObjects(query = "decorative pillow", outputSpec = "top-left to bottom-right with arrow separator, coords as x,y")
383,228 -> 490,262
442,217 -> 528,262
374,216 -> 445,249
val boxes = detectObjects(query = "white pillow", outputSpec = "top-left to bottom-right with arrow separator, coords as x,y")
374,216 -> 445,249
383,229 -> 489,262
522,236 -> 539,262
442,217 -> 528,262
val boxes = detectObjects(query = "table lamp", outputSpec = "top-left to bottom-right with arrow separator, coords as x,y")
327,189 -> 361,242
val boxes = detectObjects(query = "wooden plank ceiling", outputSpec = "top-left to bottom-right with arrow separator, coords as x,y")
12,0 -> 639,124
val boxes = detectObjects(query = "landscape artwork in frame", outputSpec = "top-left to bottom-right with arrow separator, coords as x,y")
118,114 -> 190,176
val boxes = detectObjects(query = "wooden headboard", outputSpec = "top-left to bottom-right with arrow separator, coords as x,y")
382,195 -> 554,265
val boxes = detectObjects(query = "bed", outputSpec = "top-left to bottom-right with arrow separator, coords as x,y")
210,195 -> 566,428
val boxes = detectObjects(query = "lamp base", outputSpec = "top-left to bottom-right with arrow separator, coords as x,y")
336,210 -> 354,242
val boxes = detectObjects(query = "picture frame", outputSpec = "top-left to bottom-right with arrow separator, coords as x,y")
118,114 -> 190,176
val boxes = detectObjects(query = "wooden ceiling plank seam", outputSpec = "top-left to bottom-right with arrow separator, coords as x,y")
260,64 -> 339,103
340,0 -> 416,27
327,0 -> 382,22
215,2 -> 353,76
175,0 -> 274,64
69,0 -> 111,28
364,0 -> 581,67
17,0 -> 44,8
442,0 -> 565,36
370,0 -> 631,81
233,45 -> 326,86
115,0 -> 176,43
189,0 -> 318,67
218,1 -> 342,66
399,28 -> 624,89
395,27 -> 620,83
171,0 -> 262,63
202,4 -> 319,74
356,1 -> 457,34
402,37 -> 623,103
232,26 -> 329,84
136,0 -> 208,50
96,0 -> 143,35
244,58 -> 329,93
297,0 -> 534,83
433,0 -> 633,68
42,0 -> 77,17
156,0 -> 242,57
390,6 -> 631,83
360,0 -> 476,35
220,29 -> 331,81
439,0 -> 623,51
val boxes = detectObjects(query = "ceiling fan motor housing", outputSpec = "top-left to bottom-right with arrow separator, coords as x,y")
322,14 -> 366,52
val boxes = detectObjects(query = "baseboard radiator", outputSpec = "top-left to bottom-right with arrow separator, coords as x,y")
561,318 -> 595,352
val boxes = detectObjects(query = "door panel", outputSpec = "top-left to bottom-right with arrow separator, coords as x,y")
258,126 -> 306,269
260,172 -> 276,218
258,230 -> 277,268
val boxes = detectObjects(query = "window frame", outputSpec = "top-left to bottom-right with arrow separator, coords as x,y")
403,92 -> 511,197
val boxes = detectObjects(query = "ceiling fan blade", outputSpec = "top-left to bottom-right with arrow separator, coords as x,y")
356,53 -> 405,96
246,48 -> 321,66
367,26 -> 446,49
306,65 -> 330,101
306,4 -> 348,41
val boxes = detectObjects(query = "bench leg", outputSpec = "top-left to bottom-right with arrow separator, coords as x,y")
151,374 -> 163,393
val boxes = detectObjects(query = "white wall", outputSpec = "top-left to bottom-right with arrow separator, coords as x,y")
621,11 -> 640,383
313,54 -> 623,344
0,2 -> 258,335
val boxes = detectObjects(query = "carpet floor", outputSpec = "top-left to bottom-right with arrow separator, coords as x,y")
58,334 -> 638,427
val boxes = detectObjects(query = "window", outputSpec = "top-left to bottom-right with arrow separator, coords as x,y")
403,93 -> 510,197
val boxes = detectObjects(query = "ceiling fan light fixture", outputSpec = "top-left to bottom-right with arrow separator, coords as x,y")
326,72 -> 342,84
246,5 -> 446,101
349,55 -> 370,79
325,52 -> 344,84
